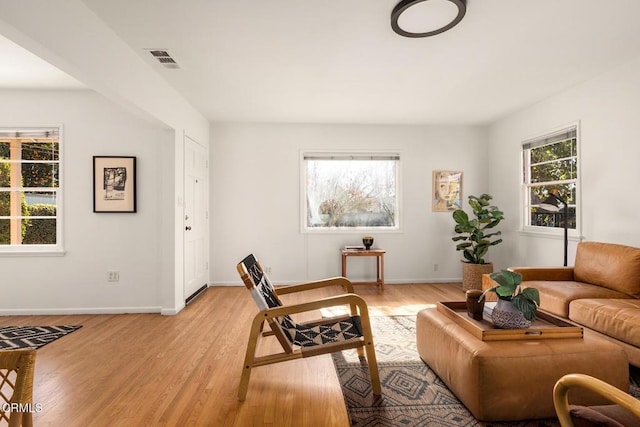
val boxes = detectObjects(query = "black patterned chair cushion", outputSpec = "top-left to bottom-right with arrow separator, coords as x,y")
280,315 -> 363,347
245,254 -> 364,347
247,261 -> 282,309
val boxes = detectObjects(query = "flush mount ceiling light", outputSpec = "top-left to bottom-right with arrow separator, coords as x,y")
391,0 -> 466,38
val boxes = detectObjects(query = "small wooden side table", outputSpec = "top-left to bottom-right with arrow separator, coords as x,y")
341,248 -> 385,291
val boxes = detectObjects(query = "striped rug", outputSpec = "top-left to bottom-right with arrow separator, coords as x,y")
0,325 -> 82,350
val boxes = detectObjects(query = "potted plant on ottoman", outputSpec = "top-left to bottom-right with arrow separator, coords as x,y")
451,193 -> 504,290
482,269 -> 540,328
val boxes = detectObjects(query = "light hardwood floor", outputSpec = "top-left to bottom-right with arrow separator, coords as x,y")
0,283 -> 465,427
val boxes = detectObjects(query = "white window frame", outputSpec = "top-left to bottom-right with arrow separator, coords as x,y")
0,125 -> 64,256
300,151 -> 401,233
521,122 -> 581,239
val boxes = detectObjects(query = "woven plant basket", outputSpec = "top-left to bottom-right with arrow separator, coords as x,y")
461,262 -> 493,291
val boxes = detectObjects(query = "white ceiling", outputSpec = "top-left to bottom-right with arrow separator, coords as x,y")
4,0 -> 640,125
0,35 -> 83,89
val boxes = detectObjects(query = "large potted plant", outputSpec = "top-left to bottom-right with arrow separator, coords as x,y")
452,193 -> 504,290
481,269 -> 540,328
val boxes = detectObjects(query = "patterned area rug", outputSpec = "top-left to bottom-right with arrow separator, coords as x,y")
332,315 -> 640,427
0,325 -> 82,350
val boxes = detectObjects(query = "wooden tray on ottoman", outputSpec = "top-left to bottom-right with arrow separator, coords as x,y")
437,301 -> 583,341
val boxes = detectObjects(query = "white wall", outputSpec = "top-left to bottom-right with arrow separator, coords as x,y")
0,90 -> 174,314
210,122 -> 487,285
488,55 -> 640,269
0,2 -> 211,315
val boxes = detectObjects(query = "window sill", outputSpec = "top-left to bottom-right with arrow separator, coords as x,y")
0,248 -> 66,257
518,229 -> 582,242
302,227 -> 401,234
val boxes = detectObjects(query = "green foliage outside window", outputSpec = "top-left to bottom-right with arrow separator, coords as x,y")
21,141 -> 59,189
23,204 -> 57,244
525,131 -> 578,230
0,137 -> 59,245
0,162 -> 29,244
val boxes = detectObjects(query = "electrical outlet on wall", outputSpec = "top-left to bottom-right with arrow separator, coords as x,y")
265,266 -> 272,274
107,271 -> 120,282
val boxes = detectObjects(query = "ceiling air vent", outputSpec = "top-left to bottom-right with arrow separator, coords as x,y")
145,49 -> 180,69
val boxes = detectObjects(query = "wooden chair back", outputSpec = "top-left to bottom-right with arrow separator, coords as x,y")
236,254 -> 294,353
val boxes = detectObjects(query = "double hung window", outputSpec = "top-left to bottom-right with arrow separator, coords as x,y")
0,127 -> 62,252
522,126 -> 578,234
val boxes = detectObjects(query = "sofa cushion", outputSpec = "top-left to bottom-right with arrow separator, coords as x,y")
512,266 -> 575,281
523,281 -> 630,318
574,242 -> 640,297
570,299 -> 640,348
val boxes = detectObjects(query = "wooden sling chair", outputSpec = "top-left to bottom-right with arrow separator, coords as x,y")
554,373 -> 640,427
236,253 -> 381,401
0,349 -> 36,427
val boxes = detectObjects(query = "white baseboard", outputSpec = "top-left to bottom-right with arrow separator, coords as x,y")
0,306 -> 163,316
209,278 -> 462,286
386,278 -> 462,284
161,303 -> 185,316
210,281 -> 244,286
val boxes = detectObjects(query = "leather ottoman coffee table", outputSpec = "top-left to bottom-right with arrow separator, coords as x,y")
416,306 -> 629,422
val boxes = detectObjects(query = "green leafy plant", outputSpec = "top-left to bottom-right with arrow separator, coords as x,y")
452,193 -> 504,264
482,269 -> 540,321
0,161 -> 29,244
23,204 -> 56,244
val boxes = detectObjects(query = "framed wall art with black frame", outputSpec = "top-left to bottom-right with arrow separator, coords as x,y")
93,156 -> 137,213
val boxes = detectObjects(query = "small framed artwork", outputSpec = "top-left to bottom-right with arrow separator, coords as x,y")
432,170 -> 462,212
93,156 -> 137,213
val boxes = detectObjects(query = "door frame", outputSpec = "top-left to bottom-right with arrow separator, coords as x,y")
183,133 -> 210,303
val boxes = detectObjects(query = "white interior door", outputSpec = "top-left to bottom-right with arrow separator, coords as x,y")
184,135 -> 208,302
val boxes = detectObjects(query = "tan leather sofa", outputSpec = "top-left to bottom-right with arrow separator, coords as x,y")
512,241 -> 640,366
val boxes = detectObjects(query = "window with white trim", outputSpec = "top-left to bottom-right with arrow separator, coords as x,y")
522,126 -> 578,234
302,152 -> 399,230
0,127 -> 62,252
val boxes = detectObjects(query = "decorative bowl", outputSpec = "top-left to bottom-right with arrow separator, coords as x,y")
362,236 -> 374,249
